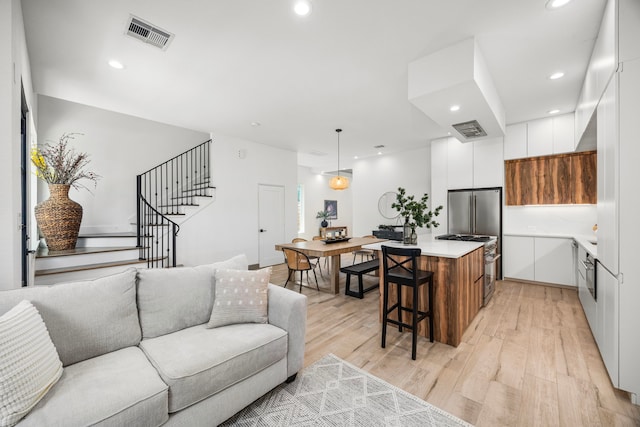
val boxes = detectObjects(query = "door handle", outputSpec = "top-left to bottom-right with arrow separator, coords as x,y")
259,229 -> 267,233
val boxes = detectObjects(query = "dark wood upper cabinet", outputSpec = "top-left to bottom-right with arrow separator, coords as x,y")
505,151 -> 596,206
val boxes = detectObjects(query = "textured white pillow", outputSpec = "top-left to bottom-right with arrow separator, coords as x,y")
0,300 -> 63,427
207,268 -> 271,328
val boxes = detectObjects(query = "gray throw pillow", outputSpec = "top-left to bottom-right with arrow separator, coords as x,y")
207,268 -> 271,328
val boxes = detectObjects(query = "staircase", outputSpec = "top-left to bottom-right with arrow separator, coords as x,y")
34,140 -> 214,285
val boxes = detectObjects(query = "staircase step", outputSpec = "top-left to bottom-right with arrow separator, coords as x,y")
34,257 -> 168,286
35,246 -> 141,271
179,188 -> 215,195
145,212 -> 186,216
77,232 -> 137,248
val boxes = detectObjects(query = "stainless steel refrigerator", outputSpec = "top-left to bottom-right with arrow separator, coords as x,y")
448,187 -> 502,278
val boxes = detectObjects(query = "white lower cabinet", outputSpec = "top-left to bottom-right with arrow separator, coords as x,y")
504,235 -> 575,286
503,236 -> 534,281
534,237 -> 575,286
596,262 -> 619,388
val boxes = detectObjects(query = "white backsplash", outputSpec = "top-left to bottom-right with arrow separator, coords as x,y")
503,205 -> 598,236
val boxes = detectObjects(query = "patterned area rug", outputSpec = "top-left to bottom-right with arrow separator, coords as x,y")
220,354 -> 472,426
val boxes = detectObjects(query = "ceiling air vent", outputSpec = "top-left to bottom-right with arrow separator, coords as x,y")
125,15 -> 174,51
452,120 -> 487,139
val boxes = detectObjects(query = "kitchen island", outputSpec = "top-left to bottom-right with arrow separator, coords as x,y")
363,237 -> 485,347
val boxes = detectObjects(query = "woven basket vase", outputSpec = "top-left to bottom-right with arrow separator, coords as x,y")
35,184 -> 83,251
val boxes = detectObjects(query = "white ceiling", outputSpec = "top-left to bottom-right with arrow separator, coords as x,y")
21,0 -> 606,171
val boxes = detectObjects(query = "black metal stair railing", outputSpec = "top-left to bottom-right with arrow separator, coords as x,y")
136,140 -> 213,268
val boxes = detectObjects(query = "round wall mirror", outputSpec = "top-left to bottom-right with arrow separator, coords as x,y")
378,191 -> 399,219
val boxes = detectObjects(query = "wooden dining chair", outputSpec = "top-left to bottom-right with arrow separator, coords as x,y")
352,235 -> 376,264
291,238 -> 324,277
282,248 -> 320,292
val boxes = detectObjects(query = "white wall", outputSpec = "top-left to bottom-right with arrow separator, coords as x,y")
176,133 -> 298,267
36,96 -> 209,233
0,0 -> 36,290
352,147 -> 436,237
297,166 -> 353,240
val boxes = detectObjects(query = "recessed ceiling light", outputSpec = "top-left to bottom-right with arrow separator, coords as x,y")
251,122 -> 261,127
377,151 -> 382,155
548,109 -> 560,114
546,0 -> 572,9
108,60 -> 124,69
294,0 -> 312,16
450,105 -> 460,112
549,71 -> 565,80
353,155 -> 358,159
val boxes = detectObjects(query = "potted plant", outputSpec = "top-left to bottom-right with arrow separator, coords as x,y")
391,187 -> 442,244
31,133 -> 100,251
316,210 -> 330,228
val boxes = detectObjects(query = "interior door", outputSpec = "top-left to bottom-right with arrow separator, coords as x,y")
258,184 -> 285,267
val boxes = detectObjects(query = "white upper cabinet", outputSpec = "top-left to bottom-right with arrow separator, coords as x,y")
473,137 -> 504,188
552,114 -> 575,154
504,123 -> 527,160
575,0 -> 616,144
447,137 -> 474,190
505,113 -> 575,160
527,118 -> 553,157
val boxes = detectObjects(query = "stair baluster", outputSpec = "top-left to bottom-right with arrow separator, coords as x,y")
136,140 -> 212,268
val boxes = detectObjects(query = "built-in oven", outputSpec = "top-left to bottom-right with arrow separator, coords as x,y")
483,240 -> 499,306
436,234 -> 498,305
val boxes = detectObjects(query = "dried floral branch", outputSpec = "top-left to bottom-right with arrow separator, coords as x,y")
30,133 -> 101,191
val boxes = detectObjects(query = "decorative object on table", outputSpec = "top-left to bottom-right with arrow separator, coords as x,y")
315,210 -> 330,227
329,129 -> 349,190
324,199 -> 338,220
392,187 -> 443,245
219,353 -> 472,427
31,133 -> 100,251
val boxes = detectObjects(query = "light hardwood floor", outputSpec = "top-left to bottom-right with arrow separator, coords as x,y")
271,255 -> 640,426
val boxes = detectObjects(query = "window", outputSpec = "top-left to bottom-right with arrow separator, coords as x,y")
297,184 -> 304,233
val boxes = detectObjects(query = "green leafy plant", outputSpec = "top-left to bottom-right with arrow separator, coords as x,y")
30,133 -> 100,191
315,210 -> 330,220
391,187 -> 442,231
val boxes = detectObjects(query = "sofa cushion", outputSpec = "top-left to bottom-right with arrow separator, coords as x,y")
139,323 -> 287,413
17,347 -> 168,427
207,267 -> 271,328
137,254 -> 249,339
0,301 -> 63,427
0,269 -> 140,367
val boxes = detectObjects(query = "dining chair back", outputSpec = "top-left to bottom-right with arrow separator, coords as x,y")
282,248 -> 319,292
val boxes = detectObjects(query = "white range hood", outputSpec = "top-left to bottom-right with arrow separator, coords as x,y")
408,38 -> 506,142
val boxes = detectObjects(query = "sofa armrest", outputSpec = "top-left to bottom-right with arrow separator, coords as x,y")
267,284 -> 307,378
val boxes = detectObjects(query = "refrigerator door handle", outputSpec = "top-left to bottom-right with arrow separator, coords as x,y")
469,194 -> 474,234
472,194 -> 477,234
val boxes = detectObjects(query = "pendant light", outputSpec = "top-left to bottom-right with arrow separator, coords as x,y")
329,129 -> 349,190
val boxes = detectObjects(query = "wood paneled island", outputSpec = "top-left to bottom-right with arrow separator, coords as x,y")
363,239 -> 485,347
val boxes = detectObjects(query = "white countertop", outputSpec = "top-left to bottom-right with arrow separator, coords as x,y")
362,236 -> 484,259
504,231 -> 597,258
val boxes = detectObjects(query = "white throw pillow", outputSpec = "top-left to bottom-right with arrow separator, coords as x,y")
0,300 -> 63,427
207,268 -> 271,328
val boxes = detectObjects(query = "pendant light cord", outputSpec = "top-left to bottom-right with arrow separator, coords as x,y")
336,129 -> 342,176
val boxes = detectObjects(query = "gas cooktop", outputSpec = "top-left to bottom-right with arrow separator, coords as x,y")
436,234 -> 494,242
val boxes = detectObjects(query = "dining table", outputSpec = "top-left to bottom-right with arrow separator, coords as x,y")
274,237 -> 387,294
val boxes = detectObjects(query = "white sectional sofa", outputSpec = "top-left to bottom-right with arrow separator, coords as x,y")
0,255 -> 307,426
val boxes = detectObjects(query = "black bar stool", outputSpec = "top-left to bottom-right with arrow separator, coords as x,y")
381,245 -> 434,360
